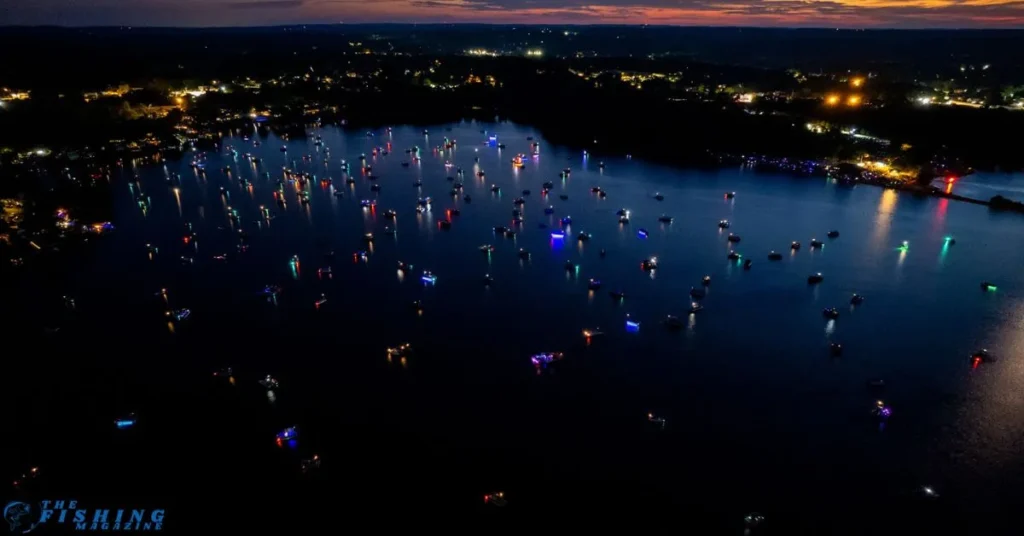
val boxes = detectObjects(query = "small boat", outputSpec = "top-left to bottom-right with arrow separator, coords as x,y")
314,294 -> 328,309
872,400 -> 893,420
258,375 -> 280,389
822,307 -> 840,319
542,181 -> 554,189
413,180 -> 423,187
411,300 -> 424,313
718,220 -> 730,229
591,186 -> 602,193
582,328 -> 604,339
615,208 -> 628,216
504,230 -> 516,239
810,239 -> 823,248
599,162 -> 605,169
702,275 -> 711,286
438,220 -> 452,230
768,251 -> 783,260
397,261 -> 413,273
808,273 -> 824,284
360,199 -> 375,208
791,241 -> 801,250
370,184 -> 381,192
588,279 -> 602,290
417,197 -> 431,207
653,193 -> 664,201
658,215 -> 673,223
725,191 -> 736,199
464,195 -> 472,203
363,233 -> 374,242
577,232 -> 591,242
559,194 -> 569,200
727,251 -> 741,260
599,191 -> 607,198
513,197 -> 525,206
830,343 -> 843,356
479,244 -> 495,252
483,492 -> 508,507
384,226 -> 396,235
544,206 -> 555,215
827,230 -> 840,238
276,426 -> 298,443
531,352 -> 564,369
599,249 -> 607,258
518,248 -> 531,260
689,302 -> 703,313
609,290 -> 625,300
166,308 -> 191,322
384,209 -> 397,219
333,191 -> 345,198
743,259 -> 752,270
970,349 -> 996,367
560,216 -> 572,226
665,315 -> 685,329
564,260 -> 575,271
421,271 -> 438,285
115,414 -> 137,430
483,274 -> 494,286
727,233 -> 741,242
641,257 -> 658,271
981,281 -> 997,291
945,236 -> 956,246
850,293 -> 865,305
637,228 -> 649,239
625,314 -> 641,331
346,177 -> 356,184
317,266 -> 332,276
618,215 -> 630,224
522,189 -> 531,196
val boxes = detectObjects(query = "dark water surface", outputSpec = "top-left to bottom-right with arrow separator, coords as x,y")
7,122 -> 1024,534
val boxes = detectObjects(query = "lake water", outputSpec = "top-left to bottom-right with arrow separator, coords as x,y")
8,122 -> 1024,533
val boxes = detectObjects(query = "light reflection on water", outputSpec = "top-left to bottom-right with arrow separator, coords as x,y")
86,121 -> 1024,521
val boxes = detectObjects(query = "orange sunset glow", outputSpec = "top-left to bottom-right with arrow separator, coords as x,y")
6,0 -> 1023,26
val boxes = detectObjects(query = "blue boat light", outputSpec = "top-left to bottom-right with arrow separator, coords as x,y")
550,232 -> 565,239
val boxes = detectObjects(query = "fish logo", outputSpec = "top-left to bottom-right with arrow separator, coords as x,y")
3,502 -> 38,534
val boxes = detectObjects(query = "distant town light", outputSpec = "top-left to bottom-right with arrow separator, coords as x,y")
825,94 -> 840,106
851,77 -> 864,87
847,95 -> 862,106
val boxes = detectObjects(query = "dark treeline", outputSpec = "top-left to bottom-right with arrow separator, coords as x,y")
1,26 -> 1023,172
2,25 -> 1023,85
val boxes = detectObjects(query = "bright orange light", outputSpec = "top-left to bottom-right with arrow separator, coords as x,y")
851,77 -> 864,88
175,97 -> 184,105
826,94 -> 840,106
847,95 -> 862,106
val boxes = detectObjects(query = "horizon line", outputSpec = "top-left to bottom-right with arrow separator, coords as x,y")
1,23 -> 1022,31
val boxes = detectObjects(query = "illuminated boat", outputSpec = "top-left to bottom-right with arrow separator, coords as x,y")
822,307 -> 840,319
768,251 -> 783,260
421,271 -> 438,285
258,375 -> 280,389
808,273 -> 824,284
727,233 -> 741,243
166,308 -> 191,321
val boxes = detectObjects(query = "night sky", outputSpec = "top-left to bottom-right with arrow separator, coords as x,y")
4,0 -> 1023,28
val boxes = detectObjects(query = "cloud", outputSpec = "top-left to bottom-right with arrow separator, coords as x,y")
228,0 -> 305,9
